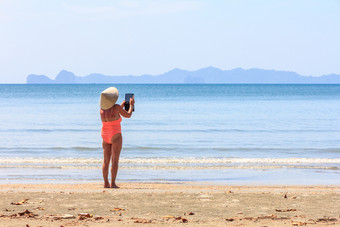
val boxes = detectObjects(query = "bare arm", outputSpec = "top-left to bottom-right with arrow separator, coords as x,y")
118,97 -> 134,118
120,100 -> 126,108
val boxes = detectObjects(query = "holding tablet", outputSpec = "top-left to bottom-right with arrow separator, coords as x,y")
125,93 -> 135,112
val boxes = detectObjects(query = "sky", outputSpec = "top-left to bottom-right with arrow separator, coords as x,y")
0,0 -> 339,83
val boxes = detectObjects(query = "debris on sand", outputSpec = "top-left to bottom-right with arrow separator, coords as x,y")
111,208 -> 126,212
52,214 -> 76,220
162,215 -> 188,223
78,213 -> 93,220
275,209 -> 297,212
226,214 -> 289,222
316,217 -> 338,222
291,221 -> 307,226
11,199 -> 29,205
131,217 -> 152,223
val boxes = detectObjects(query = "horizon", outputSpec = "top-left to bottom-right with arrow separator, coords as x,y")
30,66 -> 340,79
2,66 -> 340,84
22,66 -> 340,84
1,0 -> 340,83
30,66 -> 340,78
1,66 -> 340,84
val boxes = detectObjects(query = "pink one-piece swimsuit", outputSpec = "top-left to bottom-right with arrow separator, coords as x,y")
101,116 -> 122,144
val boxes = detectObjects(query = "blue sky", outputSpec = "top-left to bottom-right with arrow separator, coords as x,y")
0,0 -> 339,83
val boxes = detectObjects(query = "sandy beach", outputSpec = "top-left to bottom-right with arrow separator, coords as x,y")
0,183 -> 339,226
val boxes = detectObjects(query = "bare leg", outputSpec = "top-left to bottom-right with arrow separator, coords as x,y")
102,140 -> 112,188
110,133 -> 122,188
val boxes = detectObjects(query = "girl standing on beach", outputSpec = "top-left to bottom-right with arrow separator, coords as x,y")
99,87 -> 135,188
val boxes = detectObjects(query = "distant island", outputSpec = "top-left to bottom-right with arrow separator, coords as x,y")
26,67 -> 340,84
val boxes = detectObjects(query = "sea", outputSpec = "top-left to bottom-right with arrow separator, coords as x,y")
0,84 -> 339,185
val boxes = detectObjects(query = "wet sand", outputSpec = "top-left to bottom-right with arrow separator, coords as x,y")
0,183 -> 339,226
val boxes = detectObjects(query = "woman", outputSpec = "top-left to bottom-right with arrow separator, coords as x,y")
99,87 -> 134,188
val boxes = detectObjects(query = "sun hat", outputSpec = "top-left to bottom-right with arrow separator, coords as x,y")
100,87 -> 119,110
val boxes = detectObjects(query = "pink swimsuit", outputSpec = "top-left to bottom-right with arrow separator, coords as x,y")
101,116 -> 122,144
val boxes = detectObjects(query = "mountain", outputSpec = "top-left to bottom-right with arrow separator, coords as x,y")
26,74 -> 53,84
54,70 -> 77,83
26,67 -> 340,84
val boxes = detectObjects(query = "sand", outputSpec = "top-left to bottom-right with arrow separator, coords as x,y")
0,183 -> 339,226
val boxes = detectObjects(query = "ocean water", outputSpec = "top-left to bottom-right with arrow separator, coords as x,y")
0,84 -> 339,185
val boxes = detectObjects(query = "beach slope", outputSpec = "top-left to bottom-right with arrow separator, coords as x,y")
0,183 -> 339,226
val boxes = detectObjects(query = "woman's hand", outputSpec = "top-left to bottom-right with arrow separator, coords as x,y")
118,97 -> 134,118
129,97 -> 135,106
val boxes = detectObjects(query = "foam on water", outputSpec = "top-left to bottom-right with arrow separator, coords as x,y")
1,157 -> 339,172
2,157 -> 340,164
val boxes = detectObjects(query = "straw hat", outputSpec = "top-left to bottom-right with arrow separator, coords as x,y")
100,87 -> 119,110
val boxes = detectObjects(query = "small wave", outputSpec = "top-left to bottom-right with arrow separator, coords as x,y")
0,147 -> 100,152
1,157 -> 340,164
1,164 -> 339,171
5,128 -> 337,133
1,147 -> 339,154
124,146 -> 179,151
0,158 -> 101,164
107,128 -> 340,133
52,147 -> 100,151
0,128 -> 98,133
123,157 -> 340,164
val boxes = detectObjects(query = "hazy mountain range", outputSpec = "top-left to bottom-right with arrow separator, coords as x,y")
26,67 -> 340,84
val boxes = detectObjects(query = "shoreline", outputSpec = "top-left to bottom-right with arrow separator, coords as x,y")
1,179 -> 340,187
1,181 -> 340,189
1,183 -> 339,226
